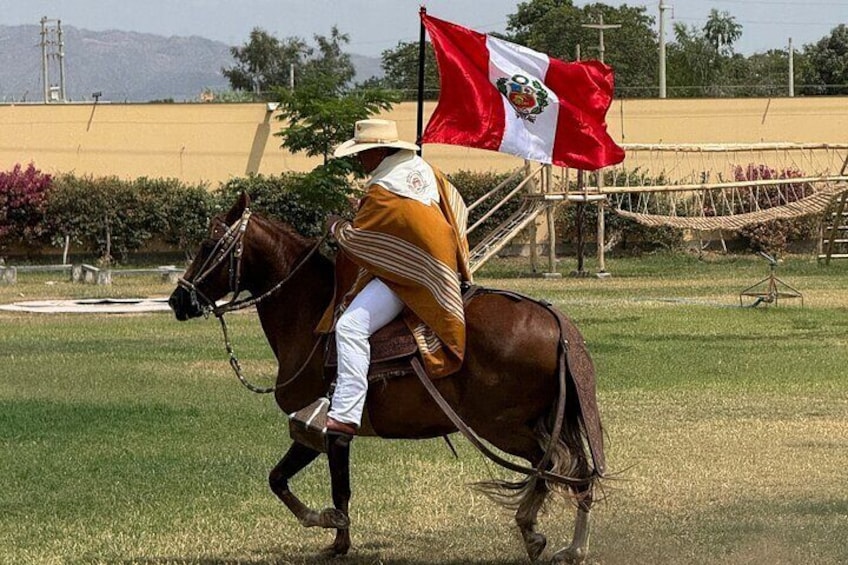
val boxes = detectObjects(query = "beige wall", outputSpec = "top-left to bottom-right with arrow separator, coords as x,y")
1,98 -> 846,184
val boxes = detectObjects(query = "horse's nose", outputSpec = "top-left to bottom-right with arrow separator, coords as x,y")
168,289 -> 187,320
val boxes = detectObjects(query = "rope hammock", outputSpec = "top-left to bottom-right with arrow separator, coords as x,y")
615,182 -> 846,231
592,143 -> 848,231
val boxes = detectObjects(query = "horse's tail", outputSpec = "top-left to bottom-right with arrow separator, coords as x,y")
471,368 -> 599,511
541,309 -> 605,505
538,369 -> 599,502
472,305 -> 603,510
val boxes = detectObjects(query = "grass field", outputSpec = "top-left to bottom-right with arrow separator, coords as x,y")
2,253 -> 847,564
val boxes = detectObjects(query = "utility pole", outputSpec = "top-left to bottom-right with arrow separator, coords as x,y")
582,14 -> 620,277
659,0 -> 670,98
582,14 -> 621,66
788,37 -> 795,97
40,17 -> 67,103
41,18 -> 48,102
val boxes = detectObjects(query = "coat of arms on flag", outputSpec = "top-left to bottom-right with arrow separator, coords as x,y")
496,74 -> 550,123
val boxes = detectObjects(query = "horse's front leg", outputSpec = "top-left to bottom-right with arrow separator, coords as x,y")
268,441 -> 350,529
324,432 -> 353,555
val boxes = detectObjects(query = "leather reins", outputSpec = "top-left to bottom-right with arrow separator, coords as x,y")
177,208 -> 327,393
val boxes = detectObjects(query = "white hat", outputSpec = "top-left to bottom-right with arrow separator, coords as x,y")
333,119 -> 420,158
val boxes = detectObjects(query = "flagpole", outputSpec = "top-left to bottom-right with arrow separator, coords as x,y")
416,6 -> 426,156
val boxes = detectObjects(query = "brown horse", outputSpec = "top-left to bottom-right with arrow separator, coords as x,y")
168,193 -> 605,563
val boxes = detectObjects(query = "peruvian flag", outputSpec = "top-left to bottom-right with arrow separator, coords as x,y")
421,13 -> 625,170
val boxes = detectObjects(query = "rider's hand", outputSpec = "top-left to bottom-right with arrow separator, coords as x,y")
325,214 -> 343,234
347,195 -> 362,210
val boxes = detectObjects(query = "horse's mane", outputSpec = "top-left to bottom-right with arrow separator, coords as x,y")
254,212 -> 313,245
247,212 -> 334,269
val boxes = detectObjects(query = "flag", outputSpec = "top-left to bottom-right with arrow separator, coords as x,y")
421,13 -> 625,170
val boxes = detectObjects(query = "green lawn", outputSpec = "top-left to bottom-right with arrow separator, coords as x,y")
2,254 -> 847,564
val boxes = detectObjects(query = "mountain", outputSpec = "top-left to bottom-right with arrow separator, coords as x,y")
0,24 -> 383,103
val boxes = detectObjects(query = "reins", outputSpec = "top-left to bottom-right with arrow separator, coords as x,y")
177,208 -> 327,394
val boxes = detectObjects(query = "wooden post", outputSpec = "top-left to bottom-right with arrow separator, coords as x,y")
544,165 -> 561,277
572,170 -> 587,276
596,169 -> 611,278
525,160 -> 539,273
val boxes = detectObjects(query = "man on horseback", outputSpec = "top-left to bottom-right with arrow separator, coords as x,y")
318,119 -> 473,436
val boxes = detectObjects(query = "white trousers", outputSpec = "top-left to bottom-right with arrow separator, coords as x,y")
328,278 -> 404,426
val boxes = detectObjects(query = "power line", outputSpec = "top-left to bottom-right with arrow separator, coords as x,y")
705,0 -> 847,7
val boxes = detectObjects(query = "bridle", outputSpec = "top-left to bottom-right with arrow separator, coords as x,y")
177,208 -> 253,317
176,208 -> 327,393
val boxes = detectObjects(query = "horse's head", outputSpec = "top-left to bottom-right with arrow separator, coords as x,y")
169,192 -> 254,320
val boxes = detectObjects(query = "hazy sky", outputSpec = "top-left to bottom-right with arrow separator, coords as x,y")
5,0 -> 846,57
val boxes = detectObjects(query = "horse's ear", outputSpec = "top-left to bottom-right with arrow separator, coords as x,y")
224,192 -> 251,224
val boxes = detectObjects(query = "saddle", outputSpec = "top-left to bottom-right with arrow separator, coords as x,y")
322,283 -> 481,382
290,285 -> 479,450
323,316 -> 419,382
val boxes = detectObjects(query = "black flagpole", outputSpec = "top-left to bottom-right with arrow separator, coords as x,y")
416,6 -> 427,157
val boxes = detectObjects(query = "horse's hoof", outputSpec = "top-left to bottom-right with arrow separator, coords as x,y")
318,507 -> 350,529
523,531 -> 547,561
323,531 -> 351,556
552,544 -> 587,564
330,543 -> 350,556
322,542 -> 351,557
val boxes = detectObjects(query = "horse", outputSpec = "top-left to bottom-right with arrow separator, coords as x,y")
168,192 -> 606,563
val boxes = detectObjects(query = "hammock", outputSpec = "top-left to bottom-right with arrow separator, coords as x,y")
598,143 -> 848,231
615,183 -> 845,231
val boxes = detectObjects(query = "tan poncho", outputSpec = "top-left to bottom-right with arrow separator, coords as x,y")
317,161 -> 471,379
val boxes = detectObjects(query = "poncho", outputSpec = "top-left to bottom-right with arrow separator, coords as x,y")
317,153 -> 471,378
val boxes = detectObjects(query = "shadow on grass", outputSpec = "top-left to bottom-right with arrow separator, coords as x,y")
107,552 -> 533,565
100,535 -> 540,565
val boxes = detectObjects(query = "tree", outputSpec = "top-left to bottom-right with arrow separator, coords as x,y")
297,26 -> 356,91
273,28 -> 399,212
222,27 -> 308,97
738,49 -> 798,97
664,9 -> 747,97
702,9 -> 742,56
800,24 -> 848,95
379,40 -> 440,100
45,175 -> 164,265
505,0 -> 658,98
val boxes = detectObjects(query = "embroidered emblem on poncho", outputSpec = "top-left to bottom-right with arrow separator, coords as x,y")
496,74 -> 549,123
406,170 -> 426,195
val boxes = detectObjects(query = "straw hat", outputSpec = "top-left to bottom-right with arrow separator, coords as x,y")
333,119 -> 420,158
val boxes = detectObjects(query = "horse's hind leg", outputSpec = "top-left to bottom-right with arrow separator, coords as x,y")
552,479 -> 595,564
515,476 -> 549,561
268,441 -> 349,530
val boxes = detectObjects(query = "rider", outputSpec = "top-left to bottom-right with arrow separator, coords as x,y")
317,119 -> 472,436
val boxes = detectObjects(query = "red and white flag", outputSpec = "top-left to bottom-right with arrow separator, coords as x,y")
421,13 -> 625,170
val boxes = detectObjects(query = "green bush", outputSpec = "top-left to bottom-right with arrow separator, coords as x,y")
216,172 -> 330,237
559,202 -> 685,254
732,164 -> 819,256
46,174 -> 165,265
155,179 -> 215,257
448,170 -> 522,247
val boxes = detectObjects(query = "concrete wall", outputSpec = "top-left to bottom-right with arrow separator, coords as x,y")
1,98 -> 846,184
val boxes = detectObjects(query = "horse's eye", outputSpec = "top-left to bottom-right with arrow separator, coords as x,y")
199,239 -> 216,255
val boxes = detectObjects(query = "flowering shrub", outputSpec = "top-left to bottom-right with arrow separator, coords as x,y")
732,164 -> 818,255
0,163 -> 53,254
